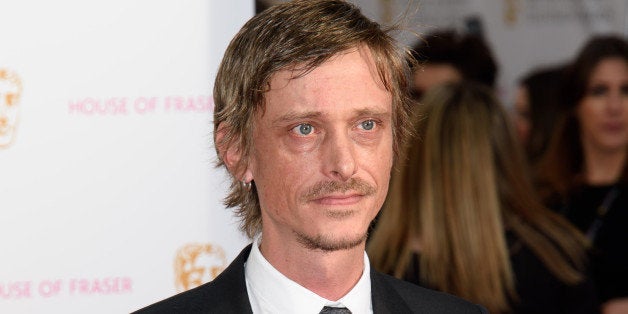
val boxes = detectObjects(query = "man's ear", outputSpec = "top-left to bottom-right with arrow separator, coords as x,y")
215,122 -> 253,182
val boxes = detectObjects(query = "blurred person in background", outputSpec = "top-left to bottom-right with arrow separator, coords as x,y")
512,64 -> 566,165
410,29 -> 497,99
536,35 -> 628,314
369,82 -> 596,314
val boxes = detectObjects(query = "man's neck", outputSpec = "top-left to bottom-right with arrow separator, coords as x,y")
258,233 -> 366,301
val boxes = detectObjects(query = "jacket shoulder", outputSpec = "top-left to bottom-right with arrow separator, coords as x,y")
132,245 -> 253,314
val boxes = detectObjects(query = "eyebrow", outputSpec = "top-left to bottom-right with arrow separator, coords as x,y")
272,111 -> 322,126
272,108 -> 391,126
353,108 -> 390,119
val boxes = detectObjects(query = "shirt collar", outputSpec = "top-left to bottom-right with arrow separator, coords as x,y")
244,235 -> 372,314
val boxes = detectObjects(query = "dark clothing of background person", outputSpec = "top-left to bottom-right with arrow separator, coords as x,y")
558,183 -> 628,304
402,232 -> 599,314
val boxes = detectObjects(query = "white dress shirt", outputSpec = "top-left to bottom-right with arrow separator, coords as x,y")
244,236 -> 373,314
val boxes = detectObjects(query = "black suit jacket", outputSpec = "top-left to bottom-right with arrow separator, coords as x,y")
134,244 -> 487,313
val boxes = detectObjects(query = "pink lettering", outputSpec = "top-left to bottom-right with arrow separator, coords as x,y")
164,95 -> 183,112
38,279 -> 62,297
133,97 -> 157,114
0,281 -> 32,299
68,277 -> 133,295
68,97 -> 128,115
164,95 -> 213,113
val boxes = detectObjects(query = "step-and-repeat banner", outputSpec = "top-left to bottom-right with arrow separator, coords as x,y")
2,0 -> 627,313
0,1 -> 251,313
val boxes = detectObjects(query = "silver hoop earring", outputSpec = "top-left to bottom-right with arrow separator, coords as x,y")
241,180 -> 251,191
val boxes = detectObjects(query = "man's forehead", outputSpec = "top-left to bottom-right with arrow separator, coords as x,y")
251,46 -> 394,127
268,46 -> 386,90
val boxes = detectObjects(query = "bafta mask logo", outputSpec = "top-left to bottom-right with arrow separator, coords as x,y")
174,243 -> 227,292
0,68 -> 23,148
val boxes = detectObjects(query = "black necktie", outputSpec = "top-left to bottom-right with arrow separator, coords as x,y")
319,306 -> 352,314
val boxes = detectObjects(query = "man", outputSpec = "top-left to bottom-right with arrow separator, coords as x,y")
135,1 -> 487,313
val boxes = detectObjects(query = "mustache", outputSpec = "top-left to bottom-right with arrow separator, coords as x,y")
301,178 -> 376,201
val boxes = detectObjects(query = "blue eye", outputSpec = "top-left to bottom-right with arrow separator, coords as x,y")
360,120 -> 375,130
293,123 -> 314,135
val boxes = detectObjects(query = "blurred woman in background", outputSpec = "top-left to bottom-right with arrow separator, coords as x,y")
369,82 -> 596,313
536,35 -> 628,314
512,64 -> 566,165
409,30 -> 497,99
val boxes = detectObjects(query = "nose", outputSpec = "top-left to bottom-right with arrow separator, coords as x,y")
322,130 -> 357,181
607,89 -> 626,113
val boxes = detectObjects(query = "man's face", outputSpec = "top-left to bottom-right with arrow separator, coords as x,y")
245,47 -> 393,251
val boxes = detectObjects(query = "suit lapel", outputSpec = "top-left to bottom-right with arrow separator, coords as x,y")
209,244 -> 254,313
224,245 -> 416,313
370,269 -> 413,314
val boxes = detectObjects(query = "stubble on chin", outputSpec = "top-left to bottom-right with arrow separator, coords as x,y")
294,231 -> 368,252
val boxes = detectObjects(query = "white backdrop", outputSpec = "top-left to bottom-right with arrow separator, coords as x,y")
0,1 -> 251,313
